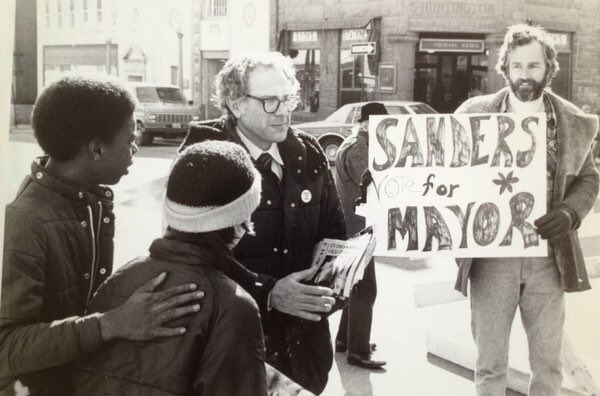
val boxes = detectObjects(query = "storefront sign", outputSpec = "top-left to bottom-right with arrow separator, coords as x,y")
409,18 -> 495,33
419,39 -> 484,53
292,31 -> 318,43
342,29 -> 368,42
362,113 -> 548,258
410,1 -> 495,16
547,32 -> 571,52
350,42 -> 376,55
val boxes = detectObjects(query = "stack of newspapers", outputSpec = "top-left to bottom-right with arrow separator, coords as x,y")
307,226 -> 377,308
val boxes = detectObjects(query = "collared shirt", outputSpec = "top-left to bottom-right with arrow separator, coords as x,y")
236,127 -> 284,180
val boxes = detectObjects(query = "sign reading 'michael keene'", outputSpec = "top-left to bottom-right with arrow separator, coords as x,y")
361,113 -> 548,258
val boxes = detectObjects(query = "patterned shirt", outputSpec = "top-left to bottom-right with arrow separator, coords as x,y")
501,91 -> 558,209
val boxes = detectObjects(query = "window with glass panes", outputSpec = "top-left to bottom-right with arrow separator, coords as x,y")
207,0 -> 227,17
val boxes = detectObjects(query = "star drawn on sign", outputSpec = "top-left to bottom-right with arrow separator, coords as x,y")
492,171 -> 520,195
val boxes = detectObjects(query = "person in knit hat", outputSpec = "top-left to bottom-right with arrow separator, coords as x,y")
74,140 -> 269,396
180,51 -> 346,394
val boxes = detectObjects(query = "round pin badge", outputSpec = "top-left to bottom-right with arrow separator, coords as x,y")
301,189 -> 312,203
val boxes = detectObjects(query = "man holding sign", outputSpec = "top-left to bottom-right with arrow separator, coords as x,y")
454,24 -> 599,395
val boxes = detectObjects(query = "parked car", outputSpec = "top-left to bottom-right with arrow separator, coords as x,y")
294,101 -> 437,163
131,83 -> 201,146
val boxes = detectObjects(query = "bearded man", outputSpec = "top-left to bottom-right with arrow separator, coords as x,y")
454,24 -> 599,396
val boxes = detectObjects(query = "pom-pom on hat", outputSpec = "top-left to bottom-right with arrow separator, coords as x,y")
163,140 -> 261,233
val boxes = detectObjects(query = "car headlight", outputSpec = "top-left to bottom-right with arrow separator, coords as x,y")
148,114 -> 156,121
192,115 -> 200,121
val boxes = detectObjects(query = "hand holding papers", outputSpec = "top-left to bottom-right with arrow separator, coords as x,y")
306,227 -> 377,313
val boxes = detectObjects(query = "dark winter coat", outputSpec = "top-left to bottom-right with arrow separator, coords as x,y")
73,238 -> 267,396
180,118 -> 346,305
180,118 -> 346,394
1,158 -> 113,395
335,127 -> 369,237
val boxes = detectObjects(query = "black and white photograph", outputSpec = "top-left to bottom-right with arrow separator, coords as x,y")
2,0 -> 600,395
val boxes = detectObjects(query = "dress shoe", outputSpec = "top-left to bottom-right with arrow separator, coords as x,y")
335,340 -> 377,353
346,352 -> 386,369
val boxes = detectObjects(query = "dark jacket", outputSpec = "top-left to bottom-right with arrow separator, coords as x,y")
454,88 -> 599,295
180,118 -> 346,394
181,118 -> 346,302
1,158 -> 113,395
73,238 -> 267,396
335,127 -> 368,237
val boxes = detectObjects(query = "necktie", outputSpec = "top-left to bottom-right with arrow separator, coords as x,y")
256,153 -> 273,173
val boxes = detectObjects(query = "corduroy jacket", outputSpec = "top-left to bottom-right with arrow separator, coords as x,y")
1,158 -> 114,395
454,88 -> 599,295
73,238 -> 267,396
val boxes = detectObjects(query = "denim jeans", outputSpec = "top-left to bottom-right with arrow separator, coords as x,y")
470,257 -> 564,396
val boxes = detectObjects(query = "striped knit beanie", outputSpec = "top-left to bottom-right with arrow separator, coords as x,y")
163,140 -> 261,232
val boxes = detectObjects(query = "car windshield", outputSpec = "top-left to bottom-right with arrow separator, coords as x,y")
385,106 -> 410,115
409,103 -> 437,114
325,106 -> 350,123
136,87 -> 187,104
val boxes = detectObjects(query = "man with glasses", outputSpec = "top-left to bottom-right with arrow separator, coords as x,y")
180,52 -> 346,394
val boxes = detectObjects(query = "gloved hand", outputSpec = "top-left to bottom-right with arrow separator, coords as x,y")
354,168 -> 373,208
534,208 -> 573,240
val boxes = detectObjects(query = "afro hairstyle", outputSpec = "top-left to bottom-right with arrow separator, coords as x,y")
32,74 -> 137,161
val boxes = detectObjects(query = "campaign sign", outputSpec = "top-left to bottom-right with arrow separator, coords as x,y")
365,113 -> 548,258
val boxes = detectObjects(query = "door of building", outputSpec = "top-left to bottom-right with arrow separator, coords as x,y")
414,52 -> 488,113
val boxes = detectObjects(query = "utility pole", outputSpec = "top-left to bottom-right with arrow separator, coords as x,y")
177,31 -> 183,88
105,39 -> 111,74
170,9 -> 184,88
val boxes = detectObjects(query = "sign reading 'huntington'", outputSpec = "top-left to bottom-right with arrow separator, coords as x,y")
363,113 -> 548,258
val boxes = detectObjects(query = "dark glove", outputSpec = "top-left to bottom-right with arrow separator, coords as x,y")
354,169 -> 373,208
534,208 -> 573,240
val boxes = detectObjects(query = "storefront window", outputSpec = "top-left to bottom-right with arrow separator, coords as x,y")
290,49 -> 320,113
547,32 -> 572,100
339,49 -> 375,106
415,49 -> 487,112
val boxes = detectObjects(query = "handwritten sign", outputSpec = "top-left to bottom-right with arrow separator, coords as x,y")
363,113 -> 548,258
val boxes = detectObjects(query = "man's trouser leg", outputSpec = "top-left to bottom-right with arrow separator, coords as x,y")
347,258 -> 377,354
520,257 -> 564,396
336,258 -> 377,354
470,258 -> 520,396
336,307 -> 349,348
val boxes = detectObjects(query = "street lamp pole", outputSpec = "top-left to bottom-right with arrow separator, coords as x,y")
105,39 -> 111,75
177,31 -> 183,88
169,10 -> 184,89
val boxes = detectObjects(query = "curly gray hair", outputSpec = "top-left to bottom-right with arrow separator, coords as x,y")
213,52 -> 300,119
496,24 -> 560,85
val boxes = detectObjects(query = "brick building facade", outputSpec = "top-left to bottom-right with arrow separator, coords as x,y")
272,0 -> 600,121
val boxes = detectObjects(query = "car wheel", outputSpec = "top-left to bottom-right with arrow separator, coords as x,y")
319,137 -> 343,165
135,122 -> 153,146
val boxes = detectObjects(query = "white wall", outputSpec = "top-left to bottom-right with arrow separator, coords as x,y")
229,0 -> 270,57
36,0 -> 193,98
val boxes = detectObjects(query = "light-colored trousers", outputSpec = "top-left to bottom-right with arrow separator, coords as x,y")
470,257 -> 565,396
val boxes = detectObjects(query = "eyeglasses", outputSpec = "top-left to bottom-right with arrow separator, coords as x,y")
246,94 -> 299,114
